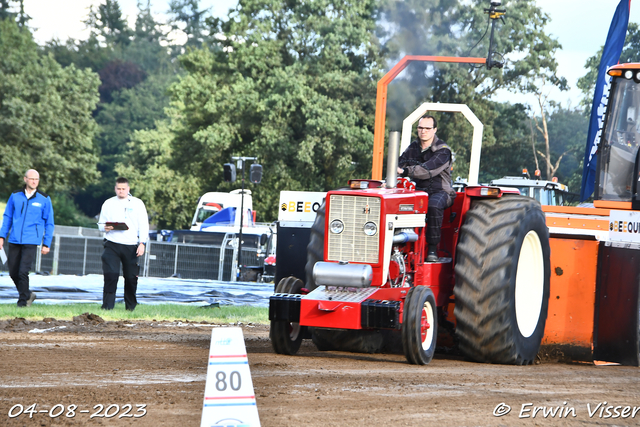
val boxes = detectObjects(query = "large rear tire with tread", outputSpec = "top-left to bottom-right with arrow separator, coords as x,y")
305,200 -> 325,291
453,196 -> 550,365
270,276 -> 305,355
402,286 -> 438,365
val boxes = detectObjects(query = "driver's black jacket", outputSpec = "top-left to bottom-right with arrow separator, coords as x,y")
398,136 -> 455,197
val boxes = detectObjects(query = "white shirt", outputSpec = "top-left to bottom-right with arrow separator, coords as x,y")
98,195 -> 149,246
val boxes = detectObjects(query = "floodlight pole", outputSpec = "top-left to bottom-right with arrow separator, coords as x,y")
232,156 -> 257,280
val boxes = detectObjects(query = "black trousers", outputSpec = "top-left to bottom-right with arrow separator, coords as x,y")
101,240 -> 139,310
427,191 -> 455,246
8,243 -> 37,307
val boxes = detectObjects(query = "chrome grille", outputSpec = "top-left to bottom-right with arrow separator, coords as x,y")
327,195 -> 380,263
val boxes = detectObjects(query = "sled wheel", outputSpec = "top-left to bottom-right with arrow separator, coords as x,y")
402,286 -> 437,365
270,276 -> 305,355
454,196 -> 550,365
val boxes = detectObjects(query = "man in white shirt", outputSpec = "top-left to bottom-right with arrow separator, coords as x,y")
97,178 -> 149,310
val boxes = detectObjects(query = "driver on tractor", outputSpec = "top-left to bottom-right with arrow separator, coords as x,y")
397,115 -> 456,262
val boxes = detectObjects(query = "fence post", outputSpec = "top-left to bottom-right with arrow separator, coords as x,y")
174,244 -> 179,277
52,235 -> 60,275
143,242 -> 150,277
230,234 -> 238,283
82,238 -> 88,276
219,234 -> 230,281
35,245 -> 42,272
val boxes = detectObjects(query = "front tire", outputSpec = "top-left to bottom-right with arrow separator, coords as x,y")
270,276 -> 305,355
402,286 -> 438,365
453,196 -> 550,365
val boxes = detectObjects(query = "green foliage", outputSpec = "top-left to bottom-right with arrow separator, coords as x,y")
118,0 -> 383,225
0,0 -> 28,25
546,107 -> 588,184
98,75 -> 172,158
45,1 -> 179,218
50,192 -> 98,227
168,0 -> 210,50
380,0 -> 566,181
578,23 -> 640,114
382,0 -> 565,119
43,35 -> 114,73
19,0 -> 585,227
81,75 -> 174,218
0,303 -> 269,324
0,19 -> 101,198
84,0 -> 134,47
477,102 -> 534,183
0,0 -> 14,20
116,121 -> 201,228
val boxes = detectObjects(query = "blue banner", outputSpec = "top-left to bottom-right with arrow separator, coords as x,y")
580,0 -> 630,202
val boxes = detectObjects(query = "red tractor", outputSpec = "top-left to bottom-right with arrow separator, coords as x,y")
270,4 -> 640,367
269,101 -> 551,365
270,3 -> 552,365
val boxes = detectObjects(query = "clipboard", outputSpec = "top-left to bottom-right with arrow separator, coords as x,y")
105,222 -> 129,230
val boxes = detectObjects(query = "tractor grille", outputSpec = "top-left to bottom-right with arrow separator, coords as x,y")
327,195 -> 380,264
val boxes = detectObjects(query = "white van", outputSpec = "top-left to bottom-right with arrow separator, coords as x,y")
190,189 -> 253,231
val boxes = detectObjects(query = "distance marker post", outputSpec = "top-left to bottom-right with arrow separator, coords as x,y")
201,327 -> 261,427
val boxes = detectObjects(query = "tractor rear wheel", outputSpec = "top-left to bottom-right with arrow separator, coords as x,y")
454,196 -> 550,365
402,286 -> 438,365
305,200 -> 325,291
270,276 -> 305,355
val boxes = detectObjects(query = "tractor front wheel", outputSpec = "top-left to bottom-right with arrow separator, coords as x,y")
402,286 -> 438,365
453,196 -> 550,365
270,276 -> 305,355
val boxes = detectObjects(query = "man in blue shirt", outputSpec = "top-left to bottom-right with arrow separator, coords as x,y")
0,169 -> 55,307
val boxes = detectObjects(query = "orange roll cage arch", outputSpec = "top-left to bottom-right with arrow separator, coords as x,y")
371,55 -> 487,180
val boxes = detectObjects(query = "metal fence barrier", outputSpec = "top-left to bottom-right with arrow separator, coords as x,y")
0,228 -> 263,281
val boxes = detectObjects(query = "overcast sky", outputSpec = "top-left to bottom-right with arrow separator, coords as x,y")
19,0 -> 640,108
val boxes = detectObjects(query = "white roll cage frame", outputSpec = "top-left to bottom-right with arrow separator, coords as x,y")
400,103 -> 483,186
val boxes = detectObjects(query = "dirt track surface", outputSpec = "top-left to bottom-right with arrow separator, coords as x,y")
1,315 -> 640,427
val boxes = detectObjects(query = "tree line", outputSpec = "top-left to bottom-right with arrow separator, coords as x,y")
0,0 -> 633,228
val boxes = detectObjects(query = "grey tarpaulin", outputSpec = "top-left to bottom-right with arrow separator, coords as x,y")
0,274 -> 272,307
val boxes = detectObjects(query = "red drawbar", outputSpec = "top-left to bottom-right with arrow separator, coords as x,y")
299,287 -> 410,329
300,299 -> 363,329
317,301 -> 343,312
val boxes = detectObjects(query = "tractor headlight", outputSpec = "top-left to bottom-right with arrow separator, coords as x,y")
363,221 -> 377,236
625,70 -> 633,79
330,219 -> 344,234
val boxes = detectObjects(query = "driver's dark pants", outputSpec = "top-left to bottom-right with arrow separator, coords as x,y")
427,192 -> 455,246
101,240 -> 139,310
8,243 -> 37,307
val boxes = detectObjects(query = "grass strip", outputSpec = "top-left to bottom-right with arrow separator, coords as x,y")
0,303 -> 269,324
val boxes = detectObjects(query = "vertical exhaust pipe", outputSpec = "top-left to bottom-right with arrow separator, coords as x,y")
386,131 -> 400,189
